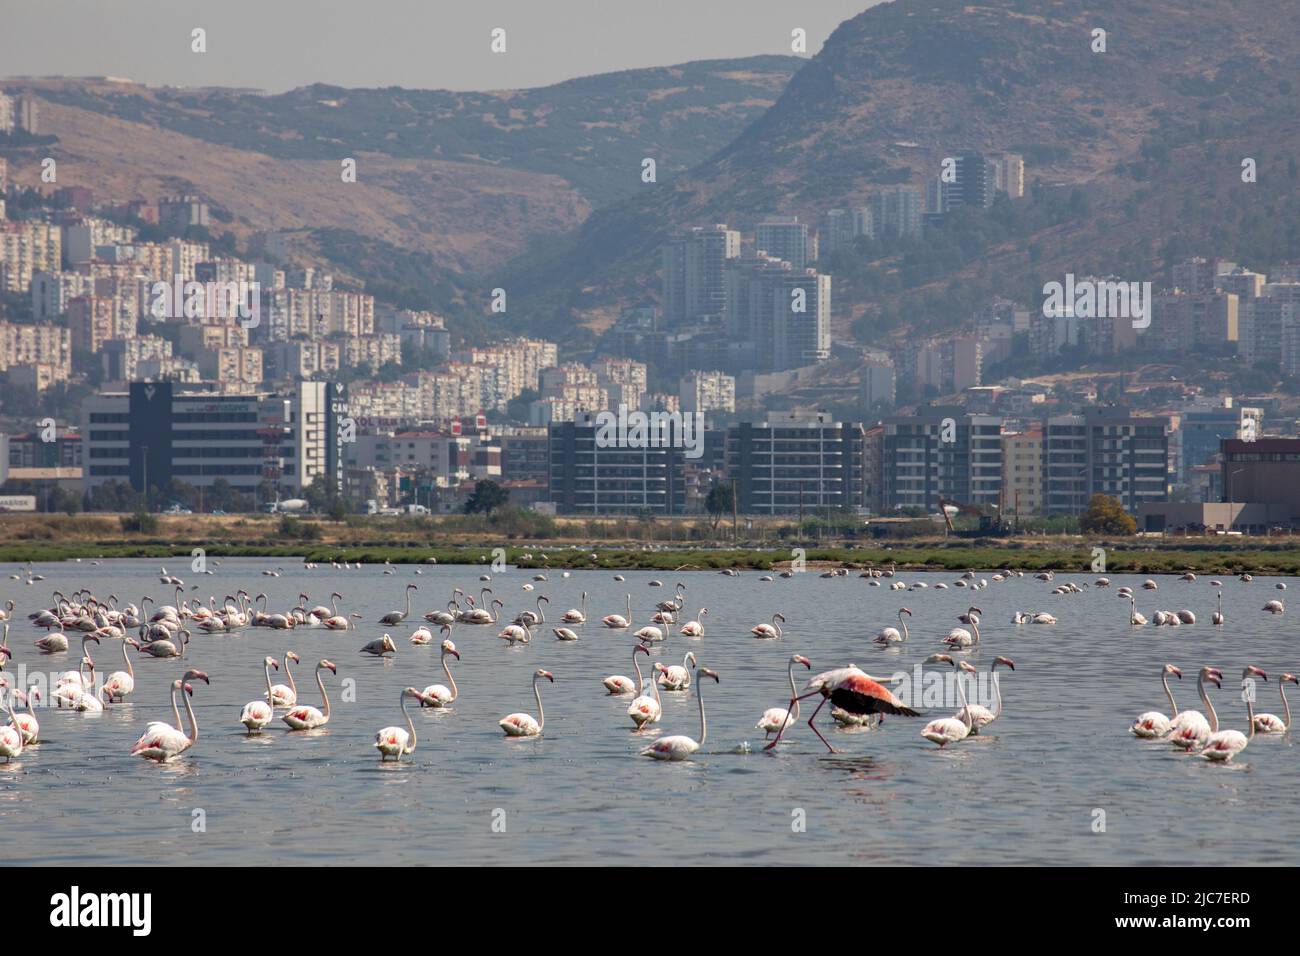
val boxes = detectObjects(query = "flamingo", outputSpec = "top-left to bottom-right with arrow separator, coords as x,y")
375,688 -> 434,760
602,594 -> 632,630
282,660 -> 337,730
360,634 -> 397,657
751,613 -> 784,640
873,608 -> 912,645
239,657 -> 279,734
1130,664 -> 1182,738
679,608 -> 707,638
514,595 -> 549,627
1203,666 -> 1268,761
269,651 -> 300,707
756,654 -> 812,739
421,635 -> 460,707
561,593 -> 587,625
641,664 -> 719,761
34,632 -> 70,653
659,651 -> 696,690
920,655 -> 978,747
139,627 -> 189,658
552,626 -> 581,641
603,644 -> 648,695
1253,673 -> 1297,734
942,608 -> 982,648
955,656 -> 1016,734
130,669 -> 210,762
627,650 -> 663,732
497,622 -> 532,645
499,669 -> 553,737
1129,594 -> 1147,626
0,690 -> 24,762
1164,666 -> 1223,749
1263,600 -> 1284,615
11,686 -> 40,744
102,637 -> 141,703
764,663 -> 920,753
409,626 -> 435,645
1212,590 -> 1225,626
379,584 -> 418,625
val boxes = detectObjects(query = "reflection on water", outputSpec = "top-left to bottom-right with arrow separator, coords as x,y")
1,557 -> 1299,865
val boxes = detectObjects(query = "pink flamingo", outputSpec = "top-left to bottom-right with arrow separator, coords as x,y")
921,654 -> 978,747
102,637 -> 141,703
1130,664 -> 1182,738
764,663 -> 920,753
375,688 -> 434,760
500,670 -> 553,737
268,651 -> 300,707
239,656 -> 279,734
1203,666 -> 1268,761
641,664 -> 719,761
421,636 -> 460,707
0,689 -> 24,762
627,650 -> 663,731
603,643 -> 647,695
1254,672 -> 1298,733
130,669 -> 210,762
757,654 -> 812,739
282,660 -> 337,730
1165,666 -> 1222,749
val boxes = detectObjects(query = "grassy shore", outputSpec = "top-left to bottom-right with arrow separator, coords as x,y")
4,514 -> 1300,574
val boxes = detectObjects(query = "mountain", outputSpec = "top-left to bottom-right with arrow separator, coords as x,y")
493,0 -> 1300,345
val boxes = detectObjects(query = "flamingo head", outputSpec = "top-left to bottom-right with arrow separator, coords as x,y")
773,613 -> 786,623
535,669 -> 554,683
698,667 -> 720,684
182,682 -> 195,697
1244,665 -> 1268,682
792,654 -> 812,669
286,651 -> 301,664
1203,667 -> 1223,689
183,669 -> 211,685
633,644 -> 649,658
0,645 -> 10,661
900,607 -> 913,617
320,659 -> 338,674
383,635 -> 397,652
958,660 -> 979,675
264,657 -> 279,670
441,640 -> 459,659
1164,664 -> 1183,679
85,634 -> 102,645
1283,673 -> 1300,685
924,653 -> 956,667
994,656 -> 1016,671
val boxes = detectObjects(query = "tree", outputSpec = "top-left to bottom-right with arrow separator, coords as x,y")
704,482 -> 734,533
464,479 -> 509,515
1080,494 -> 1137,535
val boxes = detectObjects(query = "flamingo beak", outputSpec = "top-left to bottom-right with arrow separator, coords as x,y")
450,650 -> 461,660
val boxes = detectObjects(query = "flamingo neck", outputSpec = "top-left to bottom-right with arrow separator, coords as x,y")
264,662 -> 275,706
183,684 -> 198,742
283,656 -> 297,695
442,650 -> 458,702
1246,687 -> 1256,740
533,676 -> 545,732
1283,682 -> 1293,730
632,649 -> 644,691
1161,671 -> 1177,716
787,661 -> 800,723
955,668 -> 972,729
899,611 -> 908,641
1199,674 -> 1218,732
695,671 -> 708,746
401,692 -> 416,751
123,638 -> 134,679
317,668 -> 331,719
992,665 -> 1004,718
169,682 -> 182,730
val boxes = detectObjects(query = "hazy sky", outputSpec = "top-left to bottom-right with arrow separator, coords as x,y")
0,0 -> 874,92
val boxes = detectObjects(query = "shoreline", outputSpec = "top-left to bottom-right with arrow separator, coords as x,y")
2,540 -> 1299,575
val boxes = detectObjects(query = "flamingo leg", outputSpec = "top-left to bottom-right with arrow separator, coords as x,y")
764,690 -> 823,751
805,696 -> 838,754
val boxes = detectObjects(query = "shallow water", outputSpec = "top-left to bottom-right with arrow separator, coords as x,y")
2,557 -> 1298,866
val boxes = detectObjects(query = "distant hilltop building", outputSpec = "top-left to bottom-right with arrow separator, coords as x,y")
0,91 -> 39,135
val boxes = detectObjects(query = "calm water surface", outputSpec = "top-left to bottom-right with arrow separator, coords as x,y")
2,557 -> 1298,866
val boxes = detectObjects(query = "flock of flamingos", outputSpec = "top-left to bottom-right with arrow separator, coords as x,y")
0,559 -> 1293,766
